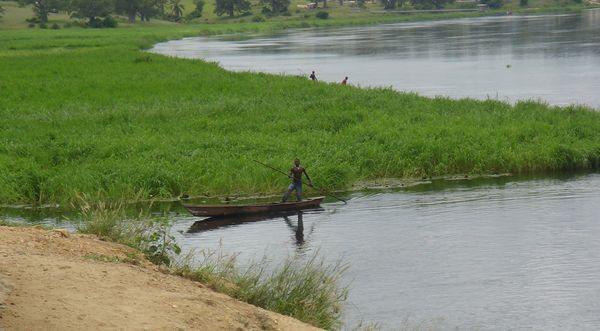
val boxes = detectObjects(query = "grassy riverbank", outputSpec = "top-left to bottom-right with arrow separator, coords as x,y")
2,11 -> 600,206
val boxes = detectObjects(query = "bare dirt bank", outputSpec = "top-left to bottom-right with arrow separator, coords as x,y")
0,226 -> 320,331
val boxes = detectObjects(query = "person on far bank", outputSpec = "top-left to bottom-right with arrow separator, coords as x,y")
309,71 -> 317,81
282,158 -> 312,202
341,76 -> 348,85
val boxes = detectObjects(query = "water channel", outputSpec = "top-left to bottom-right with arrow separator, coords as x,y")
4,174 -> 600,329
151,9 -> 600,109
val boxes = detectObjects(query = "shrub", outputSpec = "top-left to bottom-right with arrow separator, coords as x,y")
51,23 -> 61,29
39,23 -> 48,29
28,23 -> 36,28
481,0 -> 503,8
519,0 -> 527,5
315,11 -> 329,19
102,15 -> 118,28
252,14 -> 266,22
87,17 -> 103,28
74,195 -> 180,266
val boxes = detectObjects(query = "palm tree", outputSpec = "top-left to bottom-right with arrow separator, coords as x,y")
169,0 -> 184,18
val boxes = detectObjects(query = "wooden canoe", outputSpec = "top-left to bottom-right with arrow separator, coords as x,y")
183,196 -> 325,217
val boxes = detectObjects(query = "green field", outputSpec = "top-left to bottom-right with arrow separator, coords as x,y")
2,6 -> 600,206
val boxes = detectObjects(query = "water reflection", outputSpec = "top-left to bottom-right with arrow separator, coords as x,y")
187,209 -> 321,249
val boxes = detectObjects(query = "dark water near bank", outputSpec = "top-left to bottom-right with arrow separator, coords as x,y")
5,174 -> 600,329
151,10 -> 600,109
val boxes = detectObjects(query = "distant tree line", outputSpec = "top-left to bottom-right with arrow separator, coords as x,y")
16,0 -> 294,28
379,0 -> 455,10
18,0 -> 206,26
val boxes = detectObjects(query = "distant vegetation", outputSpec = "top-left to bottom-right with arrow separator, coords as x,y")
1,0 -> 600,206
1,24 -> 600,206
0,0 -> 595,29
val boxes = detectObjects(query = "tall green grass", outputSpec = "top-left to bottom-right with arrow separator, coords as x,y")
174,249 -> 349,329
1,21 -> 600,206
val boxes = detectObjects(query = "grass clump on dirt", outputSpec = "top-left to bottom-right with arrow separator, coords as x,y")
73,195 -> 181,266
174,250 -> 349,330
73,198 -> 349,329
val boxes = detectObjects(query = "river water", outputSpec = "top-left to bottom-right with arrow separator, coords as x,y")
168,174 -> 600,330
151,10 -> 600,109
3,174 -> 600,329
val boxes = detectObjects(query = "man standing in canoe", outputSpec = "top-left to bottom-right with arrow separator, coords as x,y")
282,158 -> 312,202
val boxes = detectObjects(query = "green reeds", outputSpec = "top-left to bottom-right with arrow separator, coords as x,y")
1,23 -> 600,206
173,249 -> 349,329
73,194 -> 180,265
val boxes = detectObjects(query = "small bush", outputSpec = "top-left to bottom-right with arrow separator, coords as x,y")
252,14 -> 266,22
74,195 -> 180,266
87,18 -> 103,28
51,23 -> 61,29
282,10 -> 291,16
26,17 -> 40,23
315,11 -> 329,19
28,23 -> 36,28
39,23 -> 48,29
519,0 -> 528,5
102,15 -> 118,28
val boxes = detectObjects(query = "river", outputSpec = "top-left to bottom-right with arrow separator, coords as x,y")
167,174 -> 600,330
6,174 -> 600,329
150,10 -> 600,109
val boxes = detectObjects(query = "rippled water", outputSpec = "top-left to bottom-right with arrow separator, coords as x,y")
151,10 -> 600,109
3,174 -> 600,329
166,174 -> 600,330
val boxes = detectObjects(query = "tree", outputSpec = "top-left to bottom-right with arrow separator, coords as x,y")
18,0 -> 65,23
168,0 -> 184,19
260,0 -> 289,13
214,0 -> 249,17
186,0 -> 204,19
115,0 -> 140,22
379,0 -> 397,9
71,0 -> 114,22
138,0 -> 159,21
410,0 -> 452,9
0,5 -> 4,18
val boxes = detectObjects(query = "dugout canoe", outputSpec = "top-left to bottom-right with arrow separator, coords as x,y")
183,196 -> 325,217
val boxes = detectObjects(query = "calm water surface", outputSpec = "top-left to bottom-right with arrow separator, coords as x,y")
169,174 -> 600,330
4,174 -> 600,329
151,10 -> 600,109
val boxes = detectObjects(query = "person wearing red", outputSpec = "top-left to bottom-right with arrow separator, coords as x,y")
341,76 -> 348,85
281,158 -> 312,202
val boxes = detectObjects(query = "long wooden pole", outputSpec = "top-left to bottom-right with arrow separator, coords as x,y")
253,160 -> 347,205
